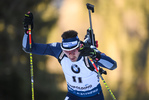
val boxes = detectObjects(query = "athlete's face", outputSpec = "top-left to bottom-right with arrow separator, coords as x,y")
63,48 -> 80,62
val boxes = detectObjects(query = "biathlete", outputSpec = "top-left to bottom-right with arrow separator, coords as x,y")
22,12 -> 117,100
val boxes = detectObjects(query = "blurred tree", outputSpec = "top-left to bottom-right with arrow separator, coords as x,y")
0,0 -> 66,100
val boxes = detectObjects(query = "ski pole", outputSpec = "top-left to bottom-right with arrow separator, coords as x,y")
89,58 -> 116,100
28,25 -> 35,100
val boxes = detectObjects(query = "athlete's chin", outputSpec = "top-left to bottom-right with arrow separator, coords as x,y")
70,59 -> 76,62
70,58 -> 77,62
71,60 -> 76,62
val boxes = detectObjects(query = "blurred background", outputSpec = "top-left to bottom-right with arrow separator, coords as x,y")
0,0 -> 148,100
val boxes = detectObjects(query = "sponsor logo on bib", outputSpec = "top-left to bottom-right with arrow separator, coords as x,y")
71,64 -> 80,73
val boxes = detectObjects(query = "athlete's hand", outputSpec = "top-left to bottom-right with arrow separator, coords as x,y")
23,11 -> 33,30
79,43 -> 100,60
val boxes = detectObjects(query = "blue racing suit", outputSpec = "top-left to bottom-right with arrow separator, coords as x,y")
22,33 -> 117,100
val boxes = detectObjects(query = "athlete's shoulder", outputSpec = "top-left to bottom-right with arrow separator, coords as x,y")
48,42 -> 61,47
46,42 -> 63,58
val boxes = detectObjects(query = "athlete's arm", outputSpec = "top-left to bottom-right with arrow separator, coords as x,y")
96,52 -> 117,70
22,33 -> 62,58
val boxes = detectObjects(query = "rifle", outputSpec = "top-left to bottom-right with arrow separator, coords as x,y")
85,3 -> 106,75
85,3 -> 116,100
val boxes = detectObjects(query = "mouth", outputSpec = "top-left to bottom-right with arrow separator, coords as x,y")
70,57 -> 76,62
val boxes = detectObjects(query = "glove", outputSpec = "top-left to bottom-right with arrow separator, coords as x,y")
23,11 -> 33,31
79,43 -> 101,60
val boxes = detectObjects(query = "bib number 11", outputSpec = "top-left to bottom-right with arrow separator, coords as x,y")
72,76 -> 82,83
